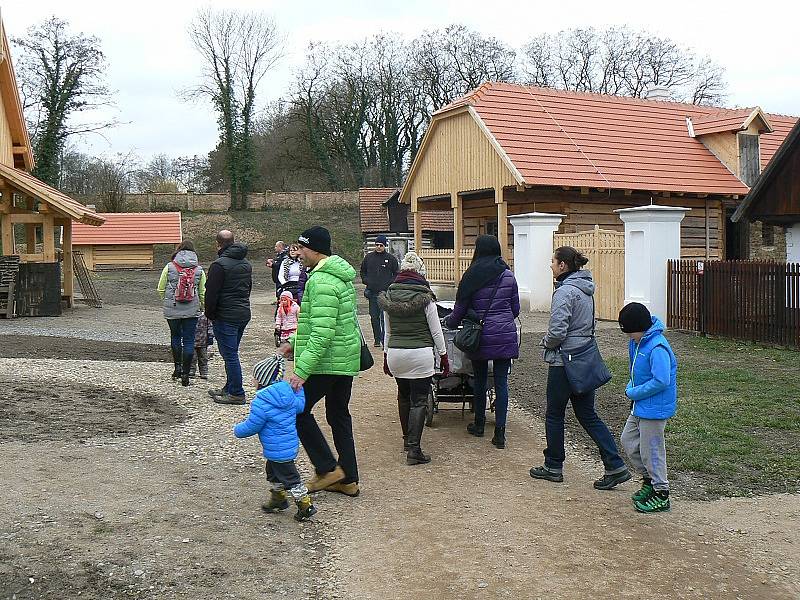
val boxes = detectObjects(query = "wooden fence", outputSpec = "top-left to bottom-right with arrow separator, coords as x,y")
418,248 -> 515,284
667,260 -> 800,348
554,226 -> 625,320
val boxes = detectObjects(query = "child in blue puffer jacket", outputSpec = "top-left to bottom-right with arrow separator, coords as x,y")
233,355 -> 316,521
618,302 -> 678,514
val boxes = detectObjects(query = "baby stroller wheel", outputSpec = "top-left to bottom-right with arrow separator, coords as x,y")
425,385 -> 436,427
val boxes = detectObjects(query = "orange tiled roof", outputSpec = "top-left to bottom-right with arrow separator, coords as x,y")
359,187 -> 454,232
359,188 -> 397,232
434,83 -> 798,196
761,114 -> 797,166
72,212 -> 182,245
690,108 -> 772,136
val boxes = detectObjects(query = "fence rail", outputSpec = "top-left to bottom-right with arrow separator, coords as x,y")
667,260 -> 800,348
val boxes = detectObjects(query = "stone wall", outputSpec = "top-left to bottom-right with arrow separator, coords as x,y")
102,190 -> 359,213
749,220 -> 787,262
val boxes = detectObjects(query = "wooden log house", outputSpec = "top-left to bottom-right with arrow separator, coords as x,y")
400,82 -> 797,284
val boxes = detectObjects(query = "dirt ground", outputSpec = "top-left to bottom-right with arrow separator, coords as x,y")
0,267 -> 798,599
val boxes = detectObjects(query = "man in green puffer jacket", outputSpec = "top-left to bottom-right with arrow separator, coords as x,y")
279,226 -> 362,498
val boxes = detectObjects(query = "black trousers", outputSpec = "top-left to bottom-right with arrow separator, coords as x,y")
296,374 -> 358,484
265,460 -> 302,490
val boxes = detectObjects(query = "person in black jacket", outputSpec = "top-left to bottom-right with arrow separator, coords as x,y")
267,241 -> 288,299
205,230 -> 253,405
360,235 -> 399,347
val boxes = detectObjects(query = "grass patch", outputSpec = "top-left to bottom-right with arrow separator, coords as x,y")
605,336 -> 800,498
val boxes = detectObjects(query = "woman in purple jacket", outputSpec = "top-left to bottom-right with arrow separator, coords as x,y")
446,235 -> 520,449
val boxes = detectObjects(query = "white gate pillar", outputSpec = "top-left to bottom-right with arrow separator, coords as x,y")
508,212 -> 564,312
615,206 -> 690,320
786,223 -> 800,264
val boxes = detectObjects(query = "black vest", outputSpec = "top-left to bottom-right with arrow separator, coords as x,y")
212,243 -> 252,323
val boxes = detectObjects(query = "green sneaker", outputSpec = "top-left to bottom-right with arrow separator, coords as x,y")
294,495 -> 318,522
632,481 -> 654,502
262,489 -> 289,513
634,490 -> 670,513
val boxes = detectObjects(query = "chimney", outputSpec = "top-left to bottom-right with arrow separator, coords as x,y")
644,86 -> 672,101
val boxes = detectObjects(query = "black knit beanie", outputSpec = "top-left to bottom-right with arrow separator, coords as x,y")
297,226 -> 332,256
618,302 -> 652,333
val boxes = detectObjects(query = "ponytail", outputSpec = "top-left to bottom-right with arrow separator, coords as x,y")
554,246 -> 589,272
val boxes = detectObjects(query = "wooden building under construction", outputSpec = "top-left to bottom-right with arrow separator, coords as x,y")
0,16 -> 104,314
400,82 -> 797,283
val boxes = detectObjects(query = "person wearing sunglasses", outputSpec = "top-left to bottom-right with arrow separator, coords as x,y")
360,235 -> 399,347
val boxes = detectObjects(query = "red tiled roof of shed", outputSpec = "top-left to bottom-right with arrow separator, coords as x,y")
434,83 -> 797,196
359,187 -> 453,232
72,212 -> 182,245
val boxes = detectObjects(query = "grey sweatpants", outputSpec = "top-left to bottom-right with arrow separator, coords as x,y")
620,414 -> 669,491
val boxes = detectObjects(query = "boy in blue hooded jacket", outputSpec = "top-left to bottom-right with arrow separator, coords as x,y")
618,302 -> 678,513
233,355 -> 316,521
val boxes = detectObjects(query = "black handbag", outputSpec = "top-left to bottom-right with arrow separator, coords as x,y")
355,308 -> 374,371
559,298 -> 611,394
454,276 -> 501,354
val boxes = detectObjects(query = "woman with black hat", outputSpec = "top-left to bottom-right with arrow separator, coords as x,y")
529,246 -> 631,489
445,235 -> 520,449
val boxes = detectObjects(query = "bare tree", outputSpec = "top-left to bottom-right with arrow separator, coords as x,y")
13,17 -> 116,186
521,26 -> 727,105
187,8 -> 283,209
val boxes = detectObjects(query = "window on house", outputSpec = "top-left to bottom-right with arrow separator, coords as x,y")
761,222 -> 775,247
485,220 -> 498,237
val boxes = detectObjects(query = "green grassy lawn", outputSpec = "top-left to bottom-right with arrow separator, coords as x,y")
606,336 -> 800,498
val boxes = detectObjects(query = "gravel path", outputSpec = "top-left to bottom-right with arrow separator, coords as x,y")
1,287 -> 798,598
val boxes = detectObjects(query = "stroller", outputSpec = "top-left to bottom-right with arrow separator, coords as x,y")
425,301 -> 497,427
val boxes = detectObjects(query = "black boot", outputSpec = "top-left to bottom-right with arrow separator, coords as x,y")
406,406 -> 431,465
467,420 -> 485,437
171,347 -> 182,380
181,353 -> 193,387
398,390 -> 411,451
491,427 -> 506,449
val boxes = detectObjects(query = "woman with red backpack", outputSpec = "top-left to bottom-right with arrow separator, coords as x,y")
158,240 -> 207,386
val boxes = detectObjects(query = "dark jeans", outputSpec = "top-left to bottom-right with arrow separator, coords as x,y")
297,374 -> 358,484
366,291 -> 384,345
543,366 -> 626,474
266,460 -> 302,490
212,319 -> 249,397
167,318 -> 198,355
472,359 -> 511,428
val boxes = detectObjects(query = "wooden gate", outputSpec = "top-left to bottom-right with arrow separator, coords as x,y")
554,225 -> 625,320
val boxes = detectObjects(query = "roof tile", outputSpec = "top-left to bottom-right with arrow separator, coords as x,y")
72,213 -> 182,245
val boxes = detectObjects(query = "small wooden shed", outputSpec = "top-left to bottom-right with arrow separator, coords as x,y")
0,17 -> 104,311
72,212 -> 183,270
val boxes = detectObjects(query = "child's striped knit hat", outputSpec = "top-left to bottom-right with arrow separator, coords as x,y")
253,355 -> 286,388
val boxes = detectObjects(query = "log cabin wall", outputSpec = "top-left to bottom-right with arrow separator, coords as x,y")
460,186 -> 725,259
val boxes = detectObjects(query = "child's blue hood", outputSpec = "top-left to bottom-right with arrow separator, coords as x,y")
259,380 -> 304,409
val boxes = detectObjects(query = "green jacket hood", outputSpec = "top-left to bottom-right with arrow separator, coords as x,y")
315,255 -> 356,284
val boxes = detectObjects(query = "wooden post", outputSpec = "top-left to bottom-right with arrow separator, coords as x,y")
25,196 -> 36,253
43,213 -> 56,262
412,197 -> 422,253
0,185 -> 12,256
496,186 -> 508,260
452,191 -> 462,284
62,220 -> 74,306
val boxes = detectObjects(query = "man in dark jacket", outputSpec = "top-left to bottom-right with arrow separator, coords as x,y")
267,241 -> 288,299
359,235 -> 399,347
205,230 -> 253,405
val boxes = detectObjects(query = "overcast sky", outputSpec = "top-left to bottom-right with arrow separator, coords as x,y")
4,0 -> 799,162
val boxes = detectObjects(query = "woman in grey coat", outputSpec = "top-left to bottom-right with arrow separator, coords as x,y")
157,240 -> 206,386
529,246 -> 630,490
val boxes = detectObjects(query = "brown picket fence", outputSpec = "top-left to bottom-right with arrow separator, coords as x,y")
667,260 -> 800,348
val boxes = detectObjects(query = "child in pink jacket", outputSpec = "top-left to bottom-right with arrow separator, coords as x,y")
275,291 -> 299,346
